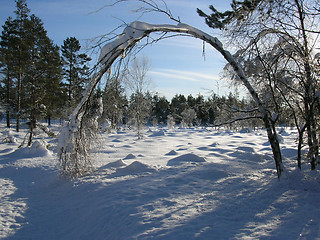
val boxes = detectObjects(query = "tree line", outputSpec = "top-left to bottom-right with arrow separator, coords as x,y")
102,85 -> 252,130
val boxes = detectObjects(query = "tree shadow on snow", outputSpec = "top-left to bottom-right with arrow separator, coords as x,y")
1,151 -> 320,240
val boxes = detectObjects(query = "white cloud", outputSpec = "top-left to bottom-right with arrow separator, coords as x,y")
156,37 -> 203,50
150,70 -> 200,82
149,68 -> 220,83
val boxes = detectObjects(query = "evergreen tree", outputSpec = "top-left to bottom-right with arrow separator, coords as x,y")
0,0 -> 31,131
151,94 -> 170,125
13,0 -> 31,132
61,37 -> 91,108
170,94 -> 187,124
128,91 -> 151,138
22,15 -> 63,141
0,17 -> 16,128
102,76 -> 127,128
0,0 -> 64,144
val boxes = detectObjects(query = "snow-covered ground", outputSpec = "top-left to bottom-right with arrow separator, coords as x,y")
0,123 -> 320,239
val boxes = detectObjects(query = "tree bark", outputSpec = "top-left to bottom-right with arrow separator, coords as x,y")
6,70 -> 11,128
295,0 -> 318,169
16,65 -> 22,132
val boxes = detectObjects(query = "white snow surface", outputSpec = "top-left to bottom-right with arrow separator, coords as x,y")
1,123 -> 320,239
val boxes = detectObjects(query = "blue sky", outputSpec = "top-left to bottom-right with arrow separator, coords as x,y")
0,0 -> 239,99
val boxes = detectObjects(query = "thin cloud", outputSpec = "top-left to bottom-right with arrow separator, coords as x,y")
149,68 -> 220,83
157,37 -> 204,50
149,70 -> 200,82
164,69 -> 220,81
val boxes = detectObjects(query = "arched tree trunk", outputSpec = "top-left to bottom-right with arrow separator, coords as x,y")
58,21 -> 284,178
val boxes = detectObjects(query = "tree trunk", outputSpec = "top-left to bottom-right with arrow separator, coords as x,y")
262,115 -> 283,178
297,125 -> 307,169
6,70 -> 11,128
310,114 -> 319,168
297,132 -> 303,169
6,110 -> 10,129
47,115 -> 51,126
295,0 -> 318,169
16,67 -> 22,132
28,108 -> 36,147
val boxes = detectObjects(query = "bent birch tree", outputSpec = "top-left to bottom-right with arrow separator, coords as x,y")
58,21 -> 284,178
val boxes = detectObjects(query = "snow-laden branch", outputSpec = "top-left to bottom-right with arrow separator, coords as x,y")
58,20 -> 283,178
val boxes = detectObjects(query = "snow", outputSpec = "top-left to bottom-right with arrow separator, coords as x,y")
1,123 -> 320,239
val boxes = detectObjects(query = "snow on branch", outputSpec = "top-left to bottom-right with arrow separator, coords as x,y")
59,20 -> 281,178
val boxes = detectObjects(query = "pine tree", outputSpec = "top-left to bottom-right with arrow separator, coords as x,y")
1,0 -> 64,144
0,17 -> 16,128
197,0 -> 262,30
61,37 -> 91,108
151,94 -> 170,125
170,94 -> 187,124
42,43 -> 65,125
102,77 -> 127,128
21,14 -> 63,145
0,0 -> 31,132
13,0 -> 31,132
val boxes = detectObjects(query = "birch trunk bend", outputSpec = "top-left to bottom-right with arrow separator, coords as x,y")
59,21 -> 284,178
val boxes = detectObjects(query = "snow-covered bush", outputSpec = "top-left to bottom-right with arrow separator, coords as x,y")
58,96 -> 103,178
167,115 -> 175,129
181,108 -> 197,127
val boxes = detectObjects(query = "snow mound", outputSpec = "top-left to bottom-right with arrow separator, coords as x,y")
12,140 -> 51,158
105,159 -> 127,168
278,128 -> 290,136
124,153 -> 136,160
149,129 -> 166,137
29,140 -> 51,156
115,161 -> 157,175
239,128 -> 252,133
165,150 -> 178,156
1,130 -> 17,144
167,153 -> 206,166
209,142 -> 219,147
277,134 -> 284,144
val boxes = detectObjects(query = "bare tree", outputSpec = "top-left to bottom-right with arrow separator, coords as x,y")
199,0 -> 320,170
124,56 -> 152,138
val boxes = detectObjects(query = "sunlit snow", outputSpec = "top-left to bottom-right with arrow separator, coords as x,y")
0,123 -> 320,239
